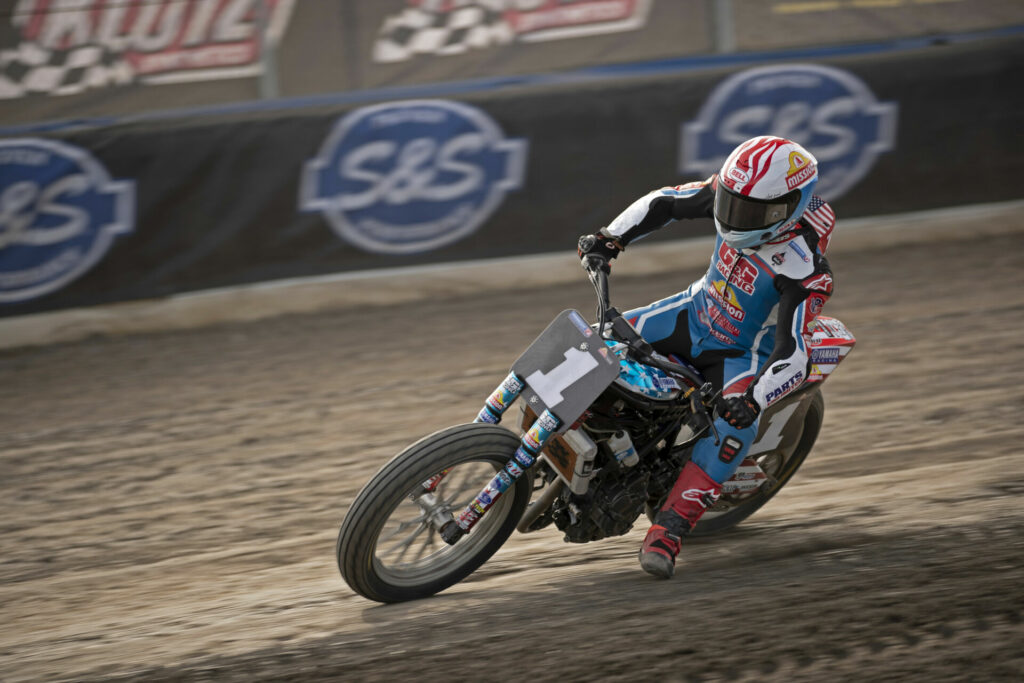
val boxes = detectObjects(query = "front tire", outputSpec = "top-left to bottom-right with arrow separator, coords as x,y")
337,423 -> 530,603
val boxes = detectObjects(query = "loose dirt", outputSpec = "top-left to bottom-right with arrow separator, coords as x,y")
2,211 -> 1023,682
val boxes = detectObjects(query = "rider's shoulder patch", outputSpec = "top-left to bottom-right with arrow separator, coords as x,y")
760,235 -> 814,279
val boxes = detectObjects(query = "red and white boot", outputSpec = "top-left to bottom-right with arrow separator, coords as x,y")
639,461 -> 722,579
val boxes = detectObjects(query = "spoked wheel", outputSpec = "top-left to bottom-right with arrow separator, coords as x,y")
646,390 -> 825,537
337,423 -> 530,603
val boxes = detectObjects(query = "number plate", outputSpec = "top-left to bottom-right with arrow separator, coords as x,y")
511,310 -> 620,428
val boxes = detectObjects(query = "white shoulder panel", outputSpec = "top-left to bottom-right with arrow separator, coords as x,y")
757,235 -> 815,279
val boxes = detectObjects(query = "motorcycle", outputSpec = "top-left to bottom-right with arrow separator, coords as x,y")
336,264 -> 855,603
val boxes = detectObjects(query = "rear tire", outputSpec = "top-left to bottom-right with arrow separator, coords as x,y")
646,391 -> 825,537
337,423 -> 530,603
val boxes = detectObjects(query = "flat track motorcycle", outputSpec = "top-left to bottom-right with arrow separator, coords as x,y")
336,265 -> 855,603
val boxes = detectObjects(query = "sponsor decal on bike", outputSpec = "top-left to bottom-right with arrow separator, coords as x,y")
812,317 -> 854,340
538,409 -> 559,431
474,406 -> 501,423
810,347 -> 841,364
568,310 -> 594,337
485,375 -> 523,413
706,280 -> 746,321
0,138 -> 135,303
0,0 -> 296,99
681,64 -> 897,201
301,100 -> 527,255
502,373 -> 525,393
457,507 -> 480,529
496,470 -> 513,488
771,251 -> 786,266
523,431 -> 541,451
506,459 -> 524,478
514,447 -> 536,467
373,0 -> 653,63
524,412 -> 557,449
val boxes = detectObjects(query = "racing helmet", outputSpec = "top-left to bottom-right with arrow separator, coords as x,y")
714,136 -> 819,250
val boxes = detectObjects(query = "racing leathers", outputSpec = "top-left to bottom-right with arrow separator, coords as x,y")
597,176 -> 835,527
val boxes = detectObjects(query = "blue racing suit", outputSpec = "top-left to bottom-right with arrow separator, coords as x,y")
603,177 -> 836,484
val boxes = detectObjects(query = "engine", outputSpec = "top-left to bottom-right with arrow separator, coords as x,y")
553,461 -> 650,543
549,429 -> 686,543
530,369 -> 696,543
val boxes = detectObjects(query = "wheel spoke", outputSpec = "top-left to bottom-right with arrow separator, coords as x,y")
411,532 -> 436,562
370,457 -> 513,583
379,522 -> 429,561
377,512 -> 427,544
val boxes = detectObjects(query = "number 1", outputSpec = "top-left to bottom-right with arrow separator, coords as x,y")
525,347 -> 599,408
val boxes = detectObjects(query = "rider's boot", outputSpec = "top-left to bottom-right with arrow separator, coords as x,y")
639,461 -> 723,579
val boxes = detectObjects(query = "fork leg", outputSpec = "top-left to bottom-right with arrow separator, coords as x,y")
441,409 -> 561,544
420,372 -> 525,494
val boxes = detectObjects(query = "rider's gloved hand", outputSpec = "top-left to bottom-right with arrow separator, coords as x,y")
577,233 -> 622,273
717,394 -> 761,429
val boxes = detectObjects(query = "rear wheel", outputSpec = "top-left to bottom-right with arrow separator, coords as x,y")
337,423 -> 530,603
647,391 -> 825,536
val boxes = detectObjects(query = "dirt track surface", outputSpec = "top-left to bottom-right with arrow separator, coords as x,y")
3,215 -> 1024,682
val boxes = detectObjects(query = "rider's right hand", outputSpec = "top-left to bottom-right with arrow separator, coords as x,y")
577,233 -> 622,273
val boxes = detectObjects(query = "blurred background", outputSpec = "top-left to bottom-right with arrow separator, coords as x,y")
0,0 -> 1021,318
3,4 -> 1024,681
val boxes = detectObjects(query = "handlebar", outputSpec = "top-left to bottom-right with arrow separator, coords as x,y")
584,262 -> 722,444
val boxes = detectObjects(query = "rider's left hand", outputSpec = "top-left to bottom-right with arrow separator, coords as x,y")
578,233 -> 622,273
717,394 -> 760,429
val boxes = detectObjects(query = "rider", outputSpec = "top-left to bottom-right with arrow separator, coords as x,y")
578,136 -> 836,579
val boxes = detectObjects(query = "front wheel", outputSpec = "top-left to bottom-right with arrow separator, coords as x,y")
336,423 -> 530,603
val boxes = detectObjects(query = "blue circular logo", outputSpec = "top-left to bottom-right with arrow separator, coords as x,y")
681,64 -> 898,201
0,138 -> 134,303
301,100 -> 527,255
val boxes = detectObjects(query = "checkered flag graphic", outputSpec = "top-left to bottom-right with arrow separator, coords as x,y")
373,4 -> 513,63
0,41 -> 132,99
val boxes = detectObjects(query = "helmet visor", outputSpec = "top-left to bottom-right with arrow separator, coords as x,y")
714,186 -> 800,231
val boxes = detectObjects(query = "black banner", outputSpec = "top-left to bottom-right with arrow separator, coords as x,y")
1,36 -> 1022,316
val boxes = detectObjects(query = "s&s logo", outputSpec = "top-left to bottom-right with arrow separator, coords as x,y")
0,139 -> 134,303
301,100 -> 527,255
680,64 -> 897,201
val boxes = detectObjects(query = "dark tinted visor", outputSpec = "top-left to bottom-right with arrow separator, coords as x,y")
715,186 -> 800,231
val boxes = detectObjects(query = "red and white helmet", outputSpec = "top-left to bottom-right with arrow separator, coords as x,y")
714,136 -> 819,250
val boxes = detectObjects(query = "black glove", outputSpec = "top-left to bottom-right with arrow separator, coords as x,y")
717,394 -> 761,429
577,233 -> 622,273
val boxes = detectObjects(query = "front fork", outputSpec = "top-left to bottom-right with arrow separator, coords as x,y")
429,372 -> 560,545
